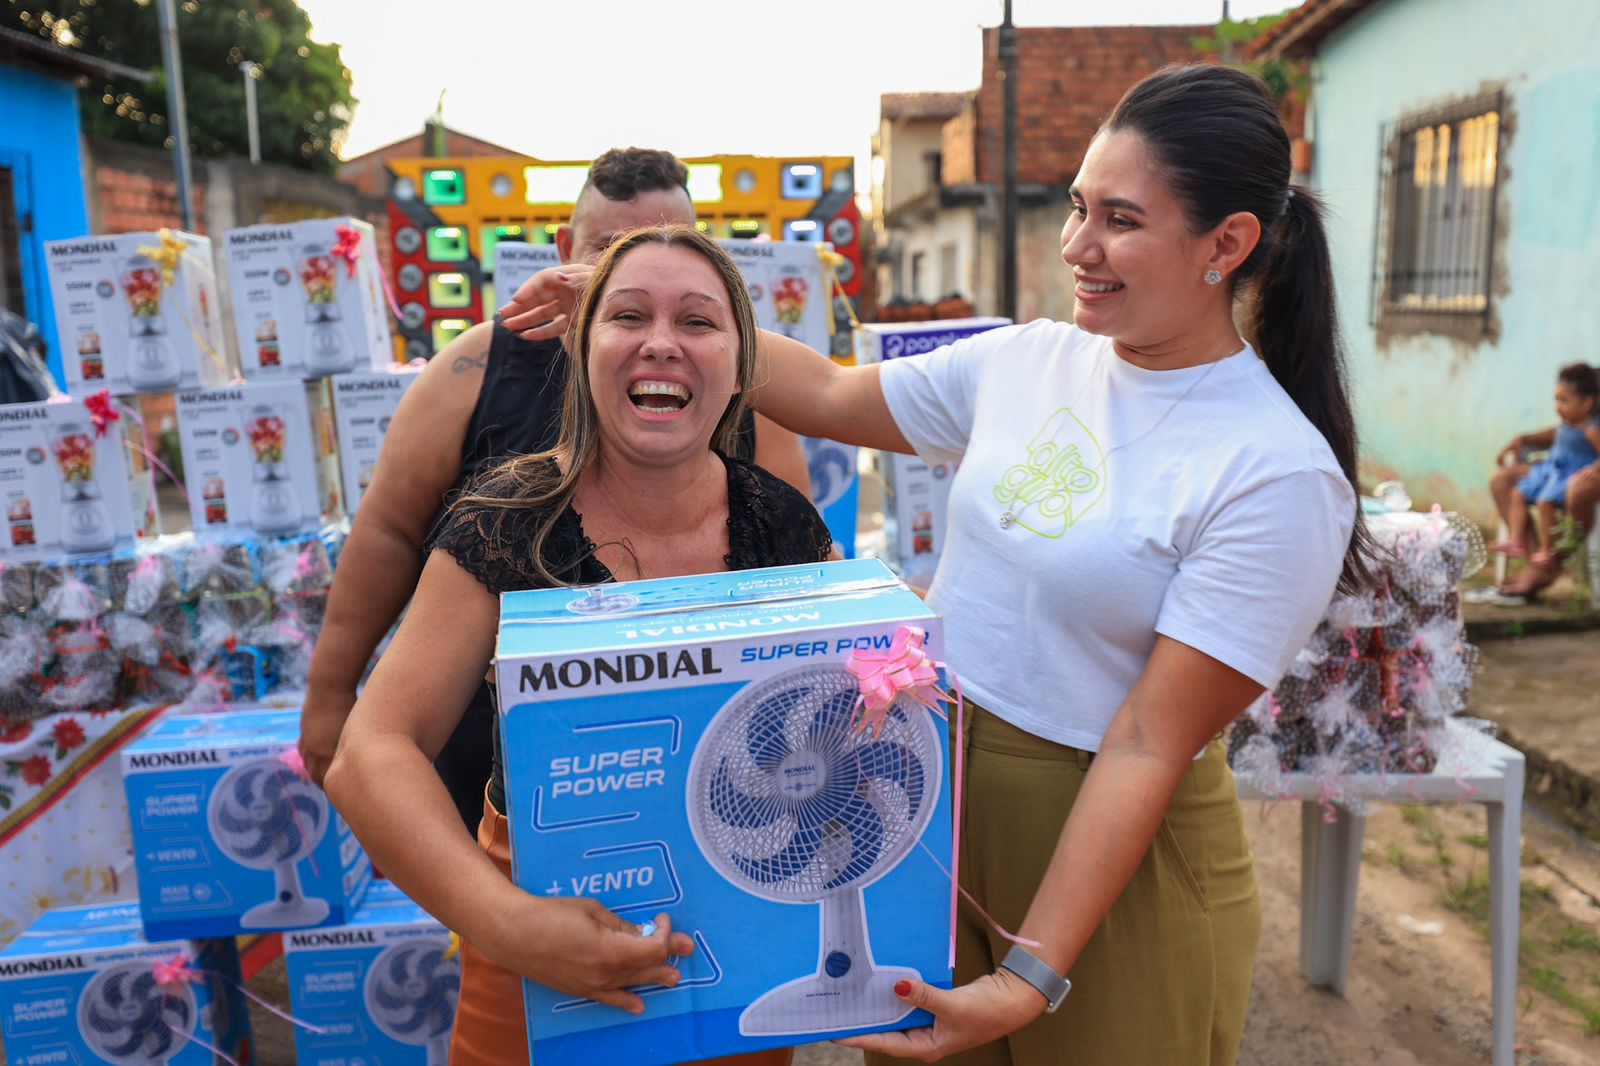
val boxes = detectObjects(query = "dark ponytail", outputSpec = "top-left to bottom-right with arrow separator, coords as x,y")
1106,65 -> 1374,592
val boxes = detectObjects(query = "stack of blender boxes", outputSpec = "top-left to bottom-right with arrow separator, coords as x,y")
33,220 -> 417,562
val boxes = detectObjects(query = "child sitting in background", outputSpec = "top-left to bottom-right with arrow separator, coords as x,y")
1491,362 -> 1600,565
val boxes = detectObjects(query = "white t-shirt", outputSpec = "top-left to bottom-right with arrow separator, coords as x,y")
879,320 -> 1356,751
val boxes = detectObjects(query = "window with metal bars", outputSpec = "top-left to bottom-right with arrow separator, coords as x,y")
1374,93 -> 1503,330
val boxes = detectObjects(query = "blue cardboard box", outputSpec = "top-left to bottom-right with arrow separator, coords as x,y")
121,708 -> 371,941
0,902 -> 251,1065
284,880 -> 460,1065
493,558 -> 952,1065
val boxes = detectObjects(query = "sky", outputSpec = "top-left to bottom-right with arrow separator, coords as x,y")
299,0 -> 1298,170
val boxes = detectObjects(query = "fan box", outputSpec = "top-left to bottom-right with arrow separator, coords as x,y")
329,369 -> 421,514
0,902 -> 250,1066
223,217 -> 394,379
284,879 -> 460,1065
175,378 -> 344,538
853,319 -> 1010,586
44,231 -> 234,395
494,558 -> 953,1065
121,708 -> 372,941
0,399 -> 159,562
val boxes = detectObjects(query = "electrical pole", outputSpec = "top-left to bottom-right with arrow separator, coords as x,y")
241,62 -> 262,165
155,0 -> 195,230
999,0 -> 1018,321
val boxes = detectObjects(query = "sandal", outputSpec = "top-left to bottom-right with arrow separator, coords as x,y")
1487,540 -> 1527,557
1530,550 -> 1558,567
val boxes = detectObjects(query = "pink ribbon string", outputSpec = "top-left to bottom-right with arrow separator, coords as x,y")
93,392 -> 191,511
846,626 -> 1040,968
153,951 -> 327,1042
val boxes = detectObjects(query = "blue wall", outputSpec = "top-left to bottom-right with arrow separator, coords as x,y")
0,63 -> 92,388
1307,0 -> 1600,523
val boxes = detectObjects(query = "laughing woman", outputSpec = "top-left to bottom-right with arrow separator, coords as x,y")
325,225 -> 828,1066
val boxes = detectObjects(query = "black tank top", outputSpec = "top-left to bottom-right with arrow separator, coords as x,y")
428,321 -> 760,830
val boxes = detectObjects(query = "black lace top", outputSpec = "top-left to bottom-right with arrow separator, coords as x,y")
431,453 -> 832,810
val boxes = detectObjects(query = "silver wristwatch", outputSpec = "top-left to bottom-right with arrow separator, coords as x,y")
999,944 -> 1072,1013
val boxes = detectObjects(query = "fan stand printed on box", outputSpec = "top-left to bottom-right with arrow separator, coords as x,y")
208,754 -> 332,929
688,663 -> 942,1035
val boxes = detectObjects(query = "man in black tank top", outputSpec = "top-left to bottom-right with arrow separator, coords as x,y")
299,149 -> 808,830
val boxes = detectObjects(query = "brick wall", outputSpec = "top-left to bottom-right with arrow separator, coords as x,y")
974,25 -> 1211,188
89,141 -> 210,235
338,125 -> 525,198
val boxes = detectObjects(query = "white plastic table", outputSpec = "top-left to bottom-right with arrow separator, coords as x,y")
1236,717 -> 1526,1066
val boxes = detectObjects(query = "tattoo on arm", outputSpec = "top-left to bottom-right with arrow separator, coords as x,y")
452,353 -> 487,373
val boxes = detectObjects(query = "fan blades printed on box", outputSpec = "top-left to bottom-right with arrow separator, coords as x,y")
495,559 -> 953,1066
285,880 -> 462,1066
689,664 -> 940,1035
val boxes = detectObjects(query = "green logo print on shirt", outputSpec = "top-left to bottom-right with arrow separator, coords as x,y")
993,407 -> 1106,537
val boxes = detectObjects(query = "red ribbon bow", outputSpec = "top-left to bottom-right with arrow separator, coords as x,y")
84,390 -> 120,439
332,225 -> 362,278
845,625 -> 948,738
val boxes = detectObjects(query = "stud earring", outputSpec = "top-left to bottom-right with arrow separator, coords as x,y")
1204,269 -> 1223,286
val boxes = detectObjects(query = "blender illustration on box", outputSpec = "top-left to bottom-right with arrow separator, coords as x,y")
224,218 -> 394,378
0,401 -> 157,561
175,379 -> 342,537
44,231 -> 232,394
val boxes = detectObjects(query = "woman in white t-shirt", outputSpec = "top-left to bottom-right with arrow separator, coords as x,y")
746,66 -> 1371,1065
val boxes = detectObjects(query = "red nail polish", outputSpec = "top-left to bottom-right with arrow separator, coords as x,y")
894,980 -> 912,997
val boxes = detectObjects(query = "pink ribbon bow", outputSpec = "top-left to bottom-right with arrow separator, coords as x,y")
279,746 -> 310,780
332,224 -> 363,278
84,390 -> 120,439
845,626 -> 948,738
844,624 -> 1039,968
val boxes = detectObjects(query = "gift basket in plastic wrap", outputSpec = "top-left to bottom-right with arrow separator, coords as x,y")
0,524 -> 346,721
1228,508 -> 1486,807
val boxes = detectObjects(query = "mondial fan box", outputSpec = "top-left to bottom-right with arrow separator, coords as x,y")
121,708 -> 371,940
0,902 -> 251,1066
493,241 -> 562,313
494,558 -> 952,1065
284,879 -> 461,1065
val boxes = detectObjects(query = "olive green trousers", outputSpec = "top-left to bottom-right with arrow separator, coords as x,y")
871,704 -> 1260,1066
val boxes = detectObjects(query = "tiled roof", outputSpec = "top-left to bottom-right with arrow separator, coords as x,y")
1246,0 -> 1385,59
880,92 -> 972,122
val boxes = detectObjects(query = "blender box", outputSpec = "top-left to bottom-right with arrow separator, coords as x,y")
0,399 -> 159,562
0,902 -> 251,1066
723,240 -> 858,556
43,231 -> 233,395
121,707 -> 372,941
329,369 -> 421,513
493,242 -> 562,313
223,217 -> 394,379
284,880 -> 460,1065
494,558 -> 952,1065
854,319 -> 1010,585
175,378 -> 343,538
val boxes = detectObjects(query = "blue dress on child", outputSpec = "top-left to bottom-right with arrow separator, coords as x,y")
1518,417 -> 1600,505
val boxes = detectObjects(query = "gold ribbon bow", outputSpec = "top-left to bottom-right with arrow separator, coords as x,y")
136,229 -> 187,287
